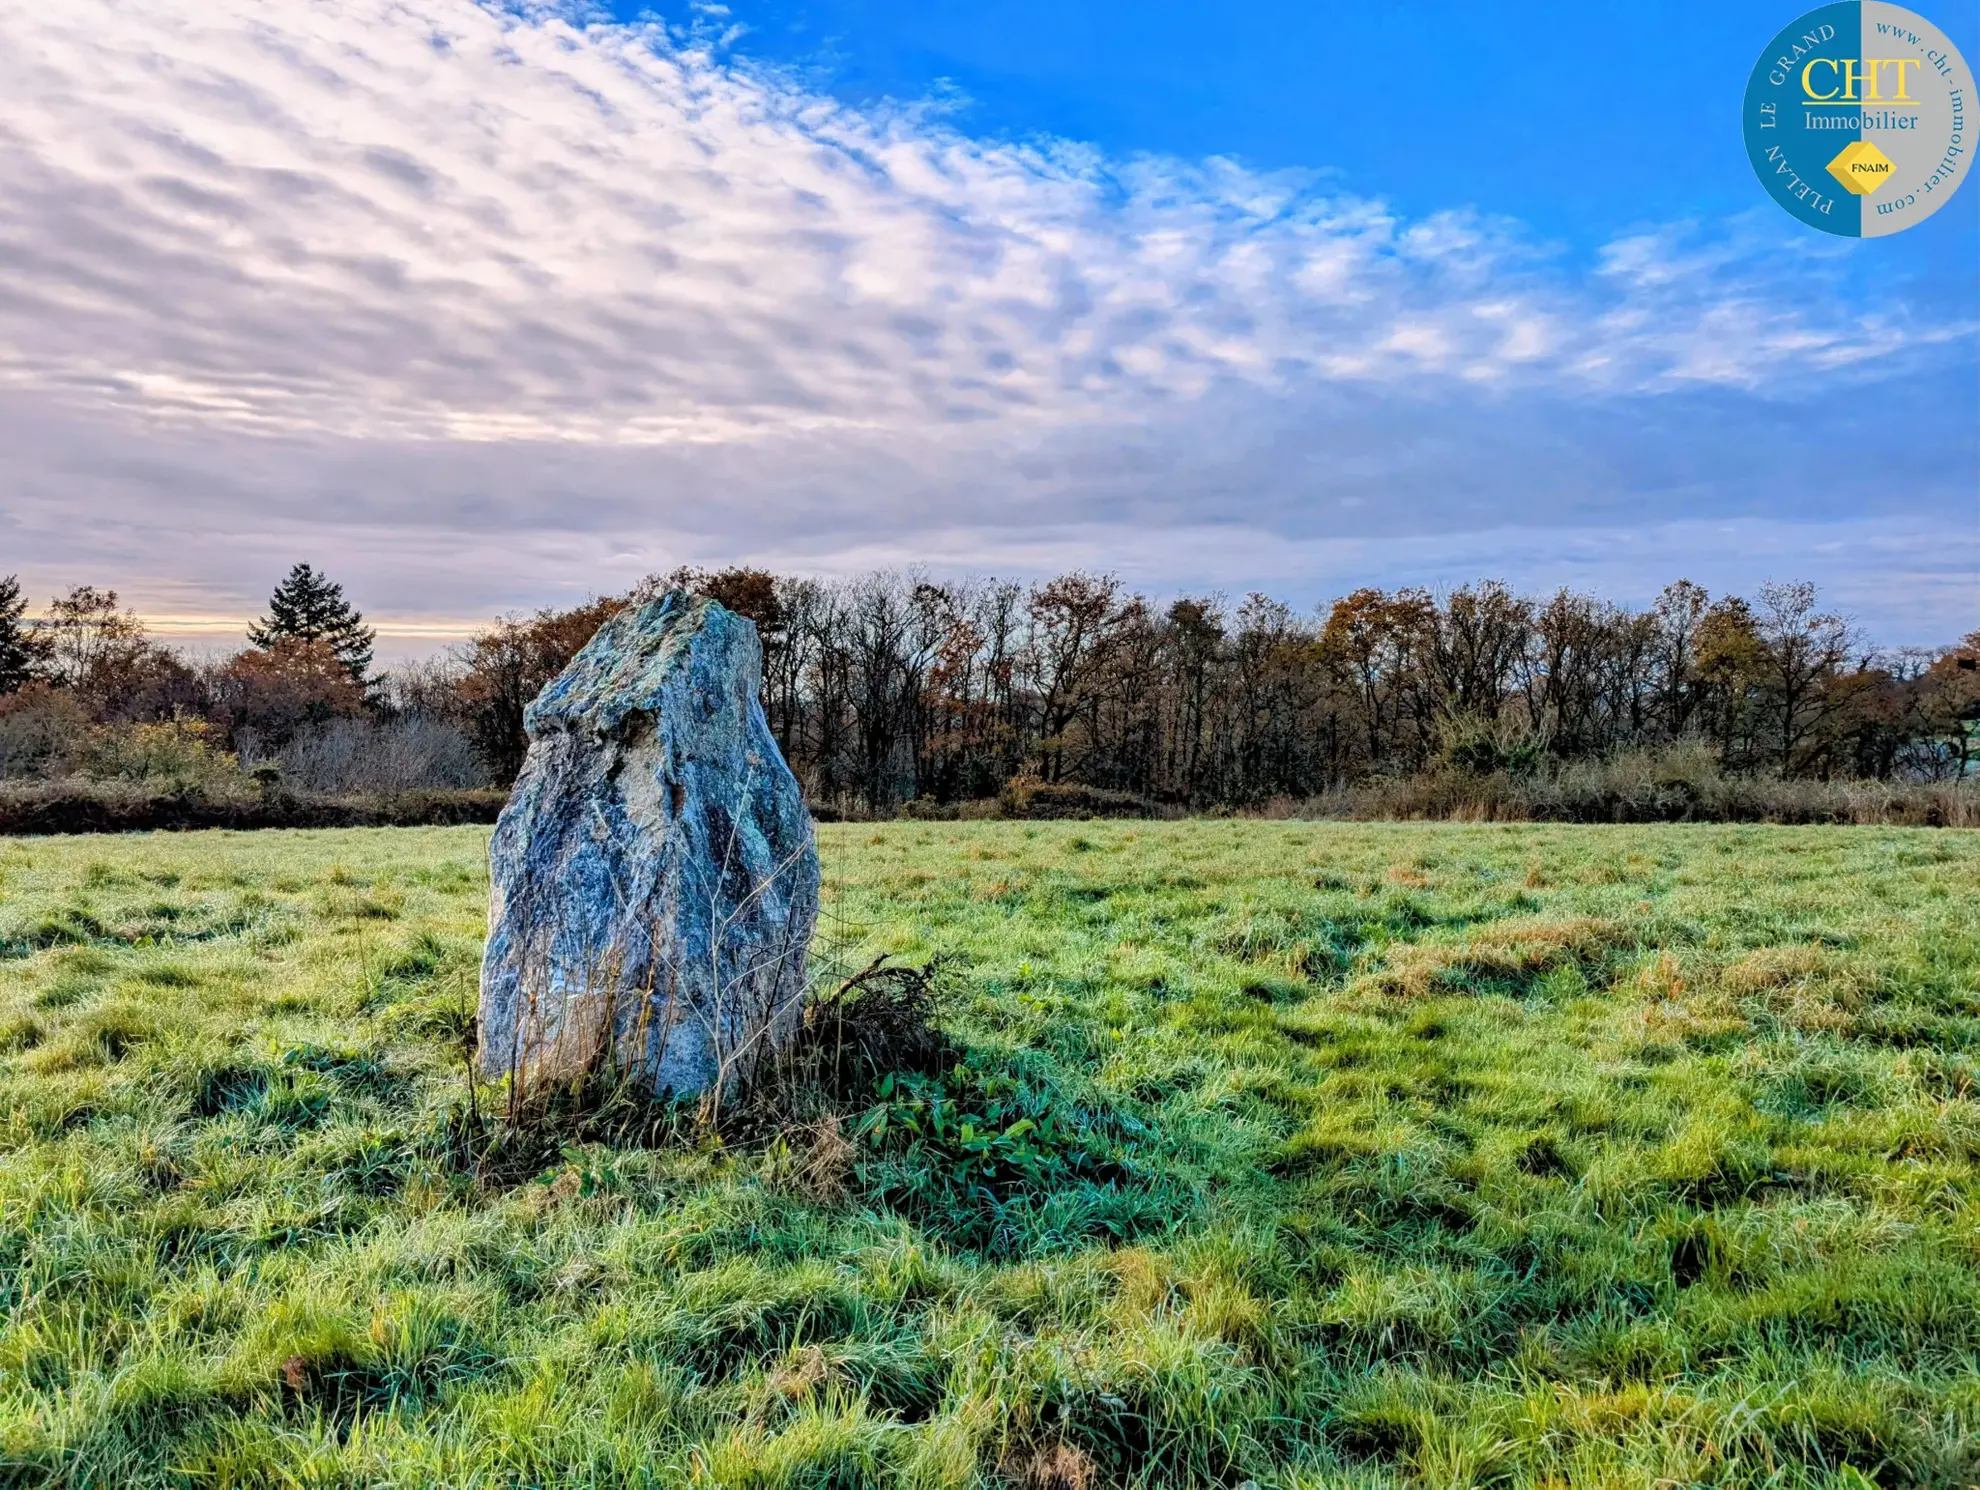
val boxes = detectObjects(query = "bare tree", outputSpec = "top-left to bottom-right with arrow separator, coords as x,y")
1754,580 -> 1854,776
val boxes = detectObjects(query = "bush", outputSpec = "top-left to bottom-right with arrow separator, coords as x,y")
0,684 -> 89,779
1282,743 -> 1980,825
0,779 -> 508,834
998,776 -> 1157,819
73,719 -> 241,791
1437,712 -> 1546,777
260,717 -> 488,793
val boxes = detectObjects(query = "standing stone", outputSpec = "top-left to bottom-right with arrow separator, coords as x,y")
478,592 -> 819,1098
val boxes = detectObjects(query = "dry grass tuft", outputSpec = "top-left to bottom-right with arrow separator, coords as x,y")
1627,949 -> 1746,1043
766,1344 -> 833,1400
1107,1247 -> 1174,1314
1002,1442 -> 1101,1490
1365,916 -> 1628,999
1633,949 -> 1687,1000
784,1113 -> 856,1204
1720,945 -> 1870,1033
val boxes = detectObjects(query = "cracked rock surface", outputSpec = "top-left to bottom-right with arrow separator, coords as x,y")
478,591 -> 819,1096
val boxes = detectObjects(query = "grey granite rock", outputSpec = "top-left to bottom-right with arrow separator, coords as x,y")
478,591 -> 819,1097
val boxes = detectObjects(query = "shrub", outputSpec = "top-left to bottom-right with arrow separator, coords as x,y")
1282,743 -> 1980,825
73,719 -> 242,790
1437,712 -> 1546,777
0,779 -> 506,834
998,776 -> 1156,820
0,684 -> 89,779
265,717 -> 488,793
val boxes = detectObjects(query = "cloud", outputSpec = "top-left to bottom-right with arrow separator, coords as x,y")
0,0 -> 1972,645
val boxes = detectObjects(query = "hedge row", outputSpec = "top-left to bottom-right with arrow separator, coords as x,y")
0,783 -> 509,835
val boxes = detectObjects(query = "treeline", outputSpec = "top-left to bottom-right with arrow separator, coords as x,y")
0,568 -> 484,795
2,565 -> 1976,817
650,569 -> 1978,809
422,567 -> 1980,808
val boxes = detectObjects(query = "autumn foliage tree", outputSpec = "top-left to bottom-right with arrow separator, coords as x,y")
212,638 -> 367,747
29,586 -> 203,723
1903,631 -> 1980,780
41,587 -> 149,697
455,597 -> 627,782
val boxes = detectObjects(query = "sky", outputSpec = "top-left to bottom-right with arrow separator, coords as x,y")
0,0 -> 1974,655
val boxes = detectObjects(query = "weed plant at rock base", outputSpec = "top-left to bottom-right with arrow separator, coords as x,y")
851,1061 -> 1180,1257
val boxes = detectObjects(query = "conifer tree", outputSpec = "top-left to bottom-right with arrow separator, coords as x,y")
248,563 -> 375,687
0,575 -> 52,694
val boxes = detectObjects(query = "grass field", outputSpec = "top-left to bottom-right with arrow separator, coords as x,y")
3,821 -> 1978,1488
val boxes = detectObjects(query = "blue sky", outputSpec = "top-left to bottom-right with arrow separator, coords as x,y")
0,0 -> 1974,650
672,0 -> 1977,285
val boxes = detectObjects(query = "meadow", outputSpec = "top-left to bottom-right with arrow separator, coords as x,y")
2,820 -> 1978,1489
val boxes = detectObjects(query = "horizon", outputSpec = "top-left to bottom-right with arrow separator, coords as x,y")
27,561 -> 1974,672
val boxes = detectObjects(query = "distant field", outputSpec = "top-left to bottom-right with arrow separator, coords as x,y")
3,822 -> 1978,1488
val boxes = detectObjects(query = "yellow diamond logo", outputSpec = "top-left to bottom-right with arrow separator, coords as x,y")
1827,139 -> 1895,195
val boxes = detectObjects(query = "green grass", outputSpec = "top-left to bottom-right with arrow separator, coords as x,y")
3,821 -> 1979,1488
